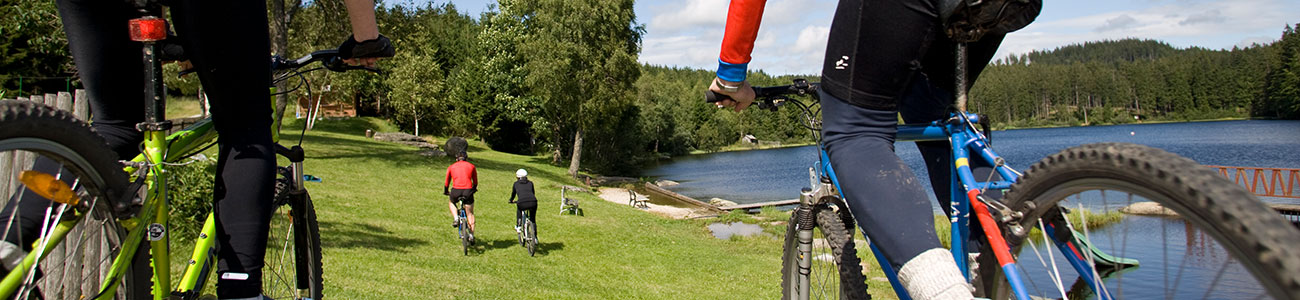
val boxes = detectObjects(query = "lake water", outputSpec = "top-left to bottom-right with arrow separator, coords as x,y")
641,120 -> 1300,206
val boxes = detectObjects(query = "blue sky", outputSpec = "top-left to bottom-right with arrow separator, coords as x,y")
414,0 -> 1298,76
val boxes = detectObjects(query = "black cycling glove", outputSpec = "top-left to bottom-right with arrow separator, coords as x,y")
338,34 -> 395,59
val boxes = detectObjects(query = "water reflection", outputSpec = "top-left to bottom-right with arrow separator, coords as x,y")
707,222 -> 767,239
1013,215 -> 1270,299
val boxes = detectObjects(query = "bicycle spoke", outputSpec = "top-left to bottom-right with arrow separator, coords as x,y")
1162,213 -> 1169,300
1202,256 -> 1230,299
1041,219 -> 1069,300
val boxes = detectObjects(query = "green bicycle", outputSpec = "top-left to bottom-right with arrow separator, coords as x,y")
0,20 -> 373,300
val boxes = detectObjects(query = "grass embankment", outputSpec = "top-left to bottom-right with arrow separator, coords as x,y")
257,117 -> 784,299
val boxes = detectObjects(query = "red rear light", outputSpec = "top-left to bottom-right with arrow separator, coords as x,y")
129,17 -> 167,42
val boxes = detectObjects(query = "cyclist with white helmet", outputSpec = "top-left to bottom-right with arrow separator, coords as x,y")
508,169 -> 539,233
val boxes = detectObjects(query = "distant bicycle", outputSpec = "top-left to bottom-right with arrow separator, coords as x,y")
512,201 -> 538,257
455,196 -> 474,256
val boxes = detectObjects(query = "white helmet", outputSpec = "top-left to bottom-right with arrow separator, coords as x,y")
516,169 -> 528,178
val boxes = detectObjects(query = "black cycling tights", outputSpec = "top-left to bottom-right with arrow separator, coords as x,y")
818,0 -> 1004,270
53,0 -> 274,297
515,203 -> 538,227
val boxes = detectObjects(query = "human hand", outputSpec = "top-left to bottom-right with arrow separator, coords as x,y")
338,35 -> 395,68
443,189 -> 449,196
708,78 -> 755,112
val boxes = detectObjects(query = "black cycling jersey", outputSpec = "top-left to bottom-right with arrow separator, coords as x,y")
818,0 -> 1012,111
509,179 -> 538,205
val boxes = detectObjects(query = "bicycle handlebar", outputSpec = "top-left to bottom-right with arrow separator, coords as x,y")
273,50 -> 382,74
704,78 -> 818,111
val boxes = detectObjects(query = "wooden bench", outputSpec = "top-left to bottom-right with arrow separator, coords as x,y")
560,185 -> 584,216
628,189 -> 648,209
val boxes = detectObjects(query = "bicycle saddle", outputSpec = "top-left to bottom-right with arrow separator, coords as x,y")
939,0 -> 1042,42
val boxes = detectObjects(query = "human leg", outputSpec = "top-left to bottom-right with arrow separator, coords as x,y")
464,204 -> 476,233
448,199 -> 460,226
54,0 -> 144,161
818,0 -> 973,298
169,0 -> 274,298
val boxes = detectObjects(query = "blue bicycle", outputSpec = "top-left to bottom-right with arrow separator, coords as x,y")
455,196 -> 474,256
709,56 -> 1300,300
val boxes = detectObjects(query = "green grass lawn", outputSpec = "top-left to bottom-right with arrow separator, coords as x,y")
256,117 -> 787,299
166,96 -> 203,119
163,115 -> 1131,299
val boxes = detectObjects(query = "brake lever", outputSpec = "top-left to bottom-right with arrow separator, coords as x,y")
324,57 -> 383,74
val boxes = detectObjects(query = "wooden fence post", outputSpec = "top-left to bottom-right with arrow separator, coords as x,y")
74,89 -> 90,120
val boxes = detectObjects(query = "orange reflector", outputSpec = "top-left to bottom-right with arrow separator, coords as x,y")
128,17 -> 167,42
18,171 -> 80,205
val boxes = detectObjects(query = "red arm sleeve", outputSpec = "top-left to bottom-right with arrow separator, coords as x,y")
716,0 -> 767,82
444,167 -> 451,188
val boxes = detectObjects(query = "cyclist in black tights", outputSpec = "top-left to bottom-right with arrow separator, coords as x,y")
0,0 -> 391,299
710,0 -> 1039,299
509,169 -> 538,234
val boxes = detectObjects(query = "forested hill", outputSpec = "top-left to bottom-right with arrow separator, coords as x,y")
1012,39 -> 1180,65
970,28 -> 1300,128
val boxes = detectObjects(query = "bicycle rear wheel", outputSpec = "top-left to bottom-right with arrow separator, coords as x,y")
988,143 -> 1300,299
263,176 -> 323,300
458,211 -> 469,256
779,203 -> 869,300
0,100 -> 149,299
525,213 -> 536,257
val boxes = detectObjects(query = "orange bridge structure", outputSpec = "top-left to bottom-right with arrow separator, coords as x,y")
1205,165 -> 1300,224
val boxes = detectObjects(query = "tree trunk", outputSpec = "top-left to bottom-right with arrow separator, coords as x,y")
269,0 -> 293,137
414,116 -> 420,137
567,129 -> 583,178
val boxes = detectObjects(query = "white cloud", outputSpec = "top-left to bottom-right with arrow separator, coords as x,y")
647,0 -> 729,35
792,26 -> 830,53
997,0 -> 1296,60
639,0 -> 835,75
1094,15 -> 1139,32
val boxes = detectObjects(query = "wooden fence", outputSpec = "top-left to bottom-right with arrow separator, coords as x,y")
1,90 -> 123,297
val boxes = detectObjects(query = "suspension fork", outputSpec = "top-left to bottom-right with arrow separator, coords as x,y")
795,205 -> 815,300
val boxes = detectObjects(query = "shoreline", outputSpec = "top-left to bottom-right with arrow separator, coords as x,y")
597,187 -> 717,219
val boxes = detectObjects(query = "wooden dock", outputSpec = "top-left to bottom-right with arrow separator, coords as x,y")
1272,204 -> 1300,226
719,199 -> 800,211
642,183 -> 724,213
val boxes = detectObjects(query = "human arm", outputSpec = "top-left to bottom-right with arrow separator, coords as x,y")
509,183 -> 517,203
711,0 -> 767,112
470,167 -> 479,192
443,168 -> 451,195
339,0 -> 394,67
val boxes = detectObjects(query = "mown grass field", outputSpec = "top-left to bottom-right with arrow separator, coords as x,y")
157,115 -> 1128,299
266,117 -> 791,299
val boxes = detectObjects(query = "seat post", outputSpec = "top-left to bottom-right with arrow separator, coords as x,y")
954,42 -> 969,113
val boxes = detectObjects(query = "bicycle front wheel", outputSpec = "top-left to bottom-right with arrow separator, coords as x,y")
0,100 -> 149,299
779,203 -> 869,300
988,143 -> 1300,299
264,177 -> 323,299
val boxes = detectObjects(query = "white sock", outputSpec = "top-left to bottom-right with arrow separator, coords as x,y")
898,248 -> 974,300
0,241 -> 28,270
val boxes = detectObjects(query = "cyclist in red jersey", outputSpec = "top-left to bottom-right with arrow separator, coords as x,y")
711,0 -> 1039,299
444,151 -> 479,232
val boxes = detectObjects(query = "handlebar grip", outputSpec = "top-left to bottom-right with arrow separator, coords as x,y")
705,91 -> 731,103
324,57 -> 383,74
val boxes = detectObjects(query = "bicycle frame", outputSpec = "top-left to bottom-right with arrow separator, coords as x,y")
0,89 -> 298,300
804,109 -> 1109,300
